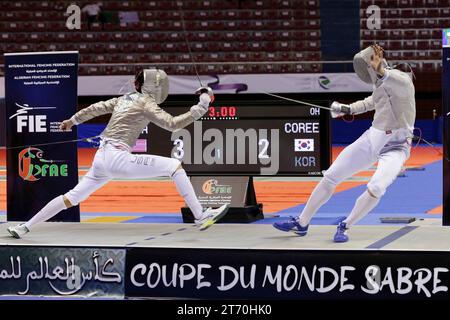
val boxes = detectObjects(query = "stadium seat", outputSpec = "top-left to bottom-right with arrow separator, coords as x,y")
0,0 -> 437,77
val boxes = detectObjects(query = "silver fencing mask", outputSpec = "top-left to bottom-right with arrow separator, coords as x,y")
353,46 -> 378,84
353,46 -> 390,84
141,68 -> 169,104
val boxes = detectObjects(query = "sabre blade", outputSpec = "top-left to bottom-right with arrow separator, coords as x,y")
261,91 -> 332,111
0,135 -> 100,150
177,3 -> 203,87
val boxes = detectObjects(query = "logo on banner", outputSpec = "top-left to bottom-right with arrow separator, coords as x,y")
9,102 -> 57,133
318,76 -> 331,90
207,75 -> 248,93
202,179 -> 232,195
18,147 -> 68,181
294,139 -> 314,152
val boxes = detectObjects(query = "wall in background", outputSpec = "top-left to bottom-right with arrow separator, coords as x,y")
321,0 -> 360,72
331,118 -> 443,144
0,99 -> 5,147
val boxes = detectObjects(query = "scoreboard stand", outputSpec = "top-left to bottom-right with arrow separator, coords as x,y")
181,176 -> 264,223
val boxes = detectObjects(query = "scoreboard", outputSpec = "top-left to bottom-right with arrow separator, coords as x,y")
135,101 -> 331,176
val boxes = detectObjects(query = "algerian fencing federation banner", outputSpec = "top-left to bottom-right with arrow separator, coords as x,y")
4,51 -> 80,222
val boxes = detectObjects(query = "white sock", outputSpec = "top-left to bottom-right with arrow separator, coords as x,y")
344,190 -> 380,226
25,195 -> 67,230
172,169 -> 204,220
298,178 -> 335,227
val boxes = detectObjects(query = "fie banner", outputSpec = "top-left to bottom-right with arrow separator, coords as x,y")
4,51 -> 80,222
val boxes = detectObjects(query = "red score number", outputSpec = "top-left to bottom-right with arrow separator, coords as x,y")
208,106 -> 237,118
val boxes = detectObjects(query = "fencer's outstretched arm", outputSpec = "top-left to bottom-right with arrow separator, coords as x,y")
70,98 -> 119,125
348,95 -> 375,115
59,98 -> 119,131
147,93 -> 212,132
148,105 -> 196,132
330,96 -> 374,118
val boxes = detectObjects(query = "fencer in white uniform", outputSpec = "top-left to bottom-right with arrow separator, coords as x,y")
8,68 -> 229,238
273,45 -> 416,242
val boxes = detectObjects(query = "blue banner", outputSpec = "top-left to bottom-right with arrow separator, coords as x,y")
444,44 -> 450,226
5,51 -> 80,222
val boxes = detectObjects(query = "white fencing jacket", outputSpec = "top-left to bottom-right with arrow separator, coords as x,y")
70,92 -> 198,149
349,68 -> 416,133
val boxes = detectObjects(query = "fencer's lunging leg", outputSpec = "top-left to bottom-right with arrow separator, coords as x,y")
297,131 -> 376,227
24,157 -> 111,230
344,149 -> 407,226
110,151 -> 206,221
298,177 -> 336,227
24,195 -> 71,230
343,190 -> 380,226
172,165 -> 204,220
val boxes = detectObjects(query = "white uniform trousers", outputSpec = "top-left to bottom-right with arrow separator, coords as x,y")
65,141 -> 180,206
323,126 -> 411,198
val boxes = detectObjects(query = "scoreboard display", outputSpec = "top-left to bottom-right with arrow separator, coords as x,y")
136,101 -> 331,176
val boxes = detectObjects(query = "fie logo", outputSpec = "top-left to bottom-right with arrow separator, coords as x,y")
9,103 -> 56,133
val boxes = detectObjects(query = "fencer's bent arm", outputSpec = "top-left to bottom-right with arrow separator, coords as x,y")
70,98 -> 119,125
382,69 -> 413,98
348,96 -> 375,115
148,105 -> 195,132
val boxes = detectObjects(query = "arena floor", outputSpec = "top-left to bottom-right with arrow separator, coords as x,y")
0,145 -> 443,227
0,218 -> 447,250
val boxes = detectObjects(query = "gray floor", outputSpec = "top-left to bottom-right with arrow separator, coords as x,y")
1,219 -> 449,251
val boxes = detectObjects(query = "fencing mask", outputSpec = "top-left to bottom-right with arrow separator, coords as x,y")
140,68 -> 169,104
353,46 -> 388,84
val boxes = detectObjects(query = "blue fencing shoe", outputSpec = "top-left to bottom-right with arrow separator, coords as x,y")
273,217 -> 309,236
333,220 -> 349,243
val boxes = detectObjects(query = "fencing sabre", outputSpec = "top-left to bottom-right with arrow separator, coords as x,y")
259,91 -> 333,111
0,135 -> 101,151
177,2 -> 204,88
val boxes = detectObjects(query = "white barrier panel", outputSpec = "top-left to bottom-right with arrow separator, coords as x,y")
0,73 -> 372,97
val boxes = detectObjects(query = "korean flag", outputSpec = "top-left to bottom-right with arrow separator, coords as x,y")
295,139 -> 314,152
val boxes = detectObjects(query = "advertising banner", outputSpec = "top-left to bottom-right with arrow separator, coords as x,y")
189,176 -> 249,208
125,247 -> 450,300
0,72 -> 373,97
0,247 -> 125,297
4,51 -> 80,222
75,72 -> 373,96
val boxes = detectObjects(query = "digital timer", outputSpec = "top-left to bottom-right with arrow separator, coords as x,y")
208,106 -> 237,119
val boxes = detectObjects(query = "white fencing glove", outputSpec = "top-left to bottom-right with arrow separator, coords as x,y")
190,93 -> 212,120
195,86 -> 215,103
330,101 -> 351,118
